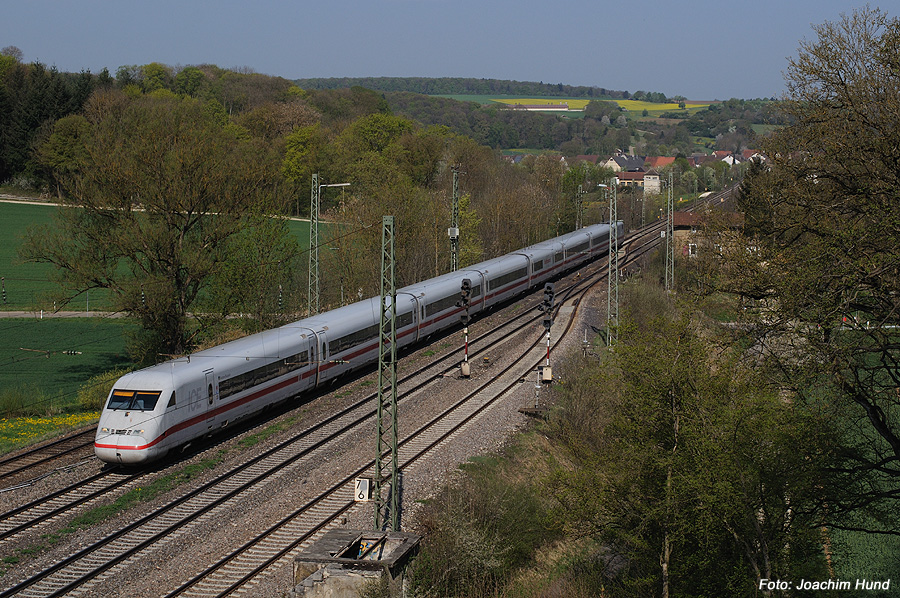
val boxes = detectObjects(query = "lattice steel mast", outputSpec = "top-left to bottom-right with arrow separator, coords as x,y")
374,216 -> 400,531
450,166 -> 460,272
607,179 -> 619,345
308,173 -> 320,316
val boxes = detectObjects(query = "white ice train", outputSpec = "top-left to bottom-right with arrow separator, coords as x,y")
94,222 -> 624,464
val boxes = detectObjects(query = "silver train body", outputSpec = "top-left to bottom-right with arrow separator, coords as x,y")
95,222 -> 624,464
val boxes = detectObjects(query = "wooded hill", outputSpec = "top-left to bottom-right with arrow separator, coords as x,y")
293,76 -> 638,100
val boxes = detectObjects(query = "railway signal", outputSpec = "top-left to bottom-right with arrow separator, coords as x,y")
458,279 -> 471,377
539,283 -> 554,329
538,283 -> 554,383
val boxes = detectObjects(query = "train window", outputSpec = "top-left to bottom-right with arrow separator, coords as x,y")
107,389 -> 162,411
330,323 -> 379,355
208,384 -> 214,405
567,241 -> 589,255
167,391 -> 176,408
398,311 -> 413,328
218,350 -> 311,401
533,260 -> 544,272
426,294 -> 458,317
471,284 -> 482,298
554,251 -> 563,263
488,267 -> 527,291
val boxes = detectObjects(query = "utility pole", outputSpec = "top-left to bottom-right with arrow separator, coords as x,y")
607,178 -> 619,345
375,216 -> 400,532
665,171 -> 675,291
308,175 -> 350,316
449,166 -> 460,272
308,173 -> 320,317
576,184 -> 584,230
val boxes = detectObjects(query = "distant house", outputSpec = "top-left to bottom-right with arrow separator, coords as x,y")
643,171 -> 661,194
742,149 -> 765,161
615,171 -> 645,187
644,156 -> 676,170
614,170 -> 661,194
673,208 -> 744,257
602,153 -> 646,172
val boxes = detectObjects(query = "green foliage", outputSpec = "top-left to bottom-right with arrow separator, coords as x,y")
0,385 -> 59,418
719,7 -> 900,535
23,92 -> 292,360
76,367 -> 128,410
545,288 -> 835,596
409,447 -> 561,597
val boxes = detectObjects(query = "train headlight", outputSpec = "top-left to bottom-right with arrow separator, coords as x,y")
101,427 -> 109,433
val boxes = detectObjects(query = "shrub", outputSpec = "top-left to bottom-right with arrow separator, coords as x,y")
0,384 -> 58,417
77,368 -> 129,411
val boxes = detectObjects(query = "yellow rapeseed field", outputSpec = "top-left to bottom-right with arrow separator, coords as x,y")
492,98 -> 709,112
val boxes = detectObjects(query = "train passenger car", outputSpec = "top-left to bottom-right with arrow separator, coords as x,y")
95,325 -> 319,464
300,293 -> 420,384
402,268 -> 483,339
96,221 -> 623,465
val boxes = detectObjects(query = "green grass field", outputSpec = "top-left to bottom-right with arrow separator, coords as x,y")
0,317 -> 136,403
0,200 -> 320,442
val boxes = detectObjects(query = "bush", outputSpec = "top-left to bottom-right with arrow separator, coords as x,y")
0,384 -> 60,417
77,368 -> 128,411
409,447 -> 561,597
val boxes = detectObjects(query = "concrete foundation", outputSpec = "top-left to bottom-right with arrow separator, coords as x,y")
290,530 -> 420,598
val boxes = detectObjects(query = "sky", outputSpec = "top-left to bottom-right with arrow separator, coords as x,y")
0,1 -> 871,101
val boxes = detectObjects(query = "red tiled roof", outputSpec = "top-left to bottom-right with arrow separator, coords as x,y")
645,156 -> 676,168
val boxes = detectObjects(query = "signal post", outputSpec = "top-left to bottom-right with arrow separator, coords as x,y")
457,279 -> 471,377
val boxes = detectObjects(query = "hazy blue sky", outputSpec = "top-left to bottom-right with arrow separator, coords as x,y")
1,1 -> 871,100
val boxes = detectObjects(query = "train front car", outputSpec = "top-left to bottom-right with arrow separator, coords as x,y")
94,370 -> 174,465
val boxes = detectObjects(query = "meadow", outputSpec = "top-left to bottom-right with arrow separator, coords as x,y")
0,200 -> 318,450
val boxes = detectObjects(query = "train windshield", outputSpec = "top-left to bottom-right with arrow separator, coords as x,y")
107,389 -> 162,411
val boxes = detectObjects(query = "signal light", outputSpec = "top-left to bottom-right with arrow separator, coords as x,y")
541,283 -> 554,329
458,278 -> 471,323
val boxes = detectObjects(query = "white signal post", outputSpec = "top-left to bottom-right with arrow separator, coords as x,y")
540,283 -> 554,383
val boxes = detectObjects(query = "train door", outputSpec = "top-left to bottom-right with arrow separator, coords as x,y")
309,330 -> 327,387
204,369 -> 218,432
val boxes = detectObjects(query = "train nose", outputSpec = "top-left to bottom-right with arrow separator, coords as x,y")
94,432 -> 151,464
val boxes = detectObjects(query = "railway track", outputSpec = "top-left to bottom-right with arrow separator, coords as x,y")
0,429 -> 96,489
0,251 -> 617,598
0,205 -> 706,596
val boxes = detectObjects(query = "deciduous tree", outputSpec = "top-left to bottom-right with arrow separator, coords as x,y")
23,92 -> 291,362
723,6 -> 900,528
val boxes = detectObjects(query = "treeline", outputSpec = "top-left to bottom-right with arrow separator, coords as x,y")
0,56 -> 98,184
13,55 -> 612,362
293,76 -> 635,99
